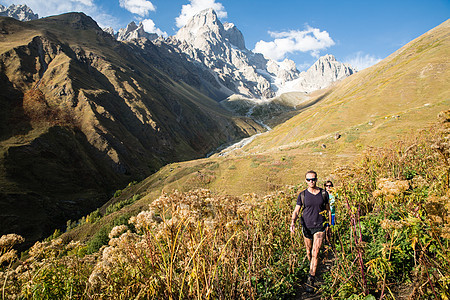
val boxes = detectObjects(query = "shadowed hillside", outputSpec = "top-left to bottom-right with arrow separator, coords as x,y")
0,13 -> 263,247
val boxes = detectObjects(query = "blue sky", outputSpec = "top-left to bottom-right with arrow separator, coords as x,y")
1,0 -> 448,71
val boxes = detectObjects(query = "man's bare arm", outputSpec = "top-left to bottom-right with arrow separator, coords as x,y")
290,205 -> 301,233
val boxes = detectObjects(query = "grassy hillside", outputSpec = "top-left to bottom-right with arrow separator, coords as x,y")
58,20 -> 450,247
245,19 -> 450,152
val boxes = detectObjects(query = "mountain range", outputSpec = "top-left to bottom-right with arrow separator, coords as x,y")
107,8 -> 356,101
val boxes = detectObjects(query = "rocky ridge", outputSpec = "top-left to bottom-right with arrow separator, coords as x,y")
171,8 -> 299,99
105,21 -> 158,41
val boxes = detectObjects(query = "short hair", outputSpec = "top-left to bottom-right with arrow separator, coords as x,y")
324,180 -> 333,187
305,170 -> 317,178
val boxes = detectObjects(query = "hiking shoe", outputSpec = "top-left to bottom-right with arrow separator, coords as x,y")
305,275 -> 315,293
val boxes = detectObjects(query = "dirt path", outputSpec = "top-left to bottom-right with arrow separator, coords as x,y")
293,244 -> 335,299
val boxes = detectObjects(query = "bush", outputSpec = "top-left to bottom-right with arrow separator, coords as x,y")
106,194 -> 141,215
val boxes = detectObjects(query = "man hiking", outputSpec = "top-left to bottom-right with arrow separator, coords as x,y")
290,170 -> 331,293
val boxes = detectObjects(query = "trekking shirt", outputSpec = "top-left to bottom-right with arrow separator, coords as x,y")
296,188 -> 329,228
329,193 -> 336,216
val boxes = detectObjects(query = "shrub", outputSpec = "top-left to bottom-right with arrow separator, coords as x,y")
106,194 -> 141,215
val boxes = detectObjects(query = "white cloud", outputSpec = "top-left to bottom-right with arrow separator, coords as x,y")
119,0 -> 156,17
176,0 -> 227,28
254,26 -> 335,61
142,18 -> 167,37
1,0 -> 95,16
0,0 -> 121,28
344,52 -> 382,71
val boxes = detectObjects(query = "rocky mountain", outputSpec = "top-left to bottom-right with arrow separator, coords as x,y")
278,54 -> 356,94
0,4 -> 38,21
0,13 -> 261,248
171,8 -> 300,99
105,21 -> 158,42
111,9 -> 356,101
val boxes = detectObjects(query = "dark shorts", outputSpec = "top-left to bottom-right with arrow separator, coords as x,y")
302,226 -> 326,239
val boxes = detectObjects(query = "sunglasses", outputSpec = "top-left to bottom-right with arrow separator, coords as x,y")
325,184 -> 333,187
306,178 -> 317,182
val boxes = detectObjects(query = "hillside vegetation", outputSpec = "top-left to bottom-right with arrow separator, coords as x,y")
1,109 -> 449,299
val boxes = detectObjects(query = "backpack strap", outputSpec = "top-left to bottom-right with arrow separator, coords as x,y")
299,190 -> 305,207
321,189 -> 327,202
299,190 -> 306,228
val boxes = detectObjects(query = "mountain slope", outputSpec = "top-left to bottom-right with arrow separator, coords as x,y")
244,19 -> 450,153
99,19 -> 450,202
0,13 -> 262,247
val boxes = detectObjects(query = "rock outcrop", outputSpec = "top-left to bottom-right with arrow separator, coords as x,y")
104,21 -> 158,41
116,21 -> 158,41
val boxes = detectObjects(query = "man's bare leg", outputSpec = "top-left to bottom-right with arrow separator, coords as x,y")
309,231 -> 324,276
303,236 -> 312,262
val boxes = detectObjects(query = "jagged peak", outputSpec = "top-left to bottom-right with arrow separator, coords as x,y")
317,54 -> 336,62
223,21 -> 246,50
0,3 -> 38,21
223,22 -> 235,30
116,20 -> 158,41
175,8 -> 248,51
179,8 -> 222,34
126,21 -> 138,31
196,8 -> 218,19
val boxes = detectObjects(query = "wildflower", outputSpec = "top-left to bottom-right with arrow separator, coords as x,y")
108,225 -> 128,239
242,193 -> 258,202
225,220 -> 242,230
380,219 -> 404,230
0,234 -> 25,249
440,225 -> 450,239
50,238 -> 63,249
204,219 -> 217,231
130,210 -> 160,231
0,250 -> 17,264
375,178 -> 409,198
411,175 -> 427,189
372,189 -> 383,198
237,203 -> 253,215
65,240 -> 83,251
